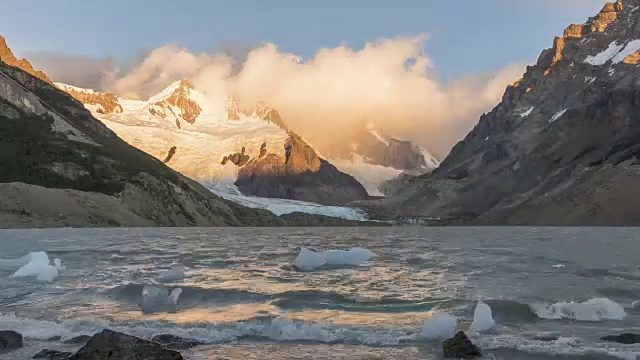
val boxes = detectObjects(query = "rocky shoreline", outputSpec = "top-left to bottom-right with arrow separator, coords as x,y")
2,328 -> 637,359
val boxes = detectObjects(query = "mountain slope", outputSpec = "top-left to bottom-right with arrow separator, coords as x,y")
55,80 -> 369,206
0,57 -> 284,227
385,0 -> 640,225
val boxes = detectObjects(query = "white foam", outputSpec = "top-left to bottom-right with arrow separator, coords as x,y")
469,300 -> 495,333
422,313 -> 457,339
292,247 -> 376,271
9,252 -> 62,282
0,313 -> 415,346
631,300 -> 640,309
479,335 -> 639,360
158,266 -> 185,281
552,264 -> 566,268
530,298 -> 626,321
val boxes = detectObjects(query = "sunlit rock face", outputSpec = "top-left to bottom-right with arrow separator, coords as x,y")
385,0 -> 640,225
0,35 -> 52,84
236,133 -> 369,205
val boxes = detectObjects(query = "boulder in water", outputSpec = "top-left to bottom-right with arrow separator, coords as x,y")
73,329 -> 183,360
32,349 -> 73,359
0,330 -> 23,350
601,333 -> 640,344
442,331 -> 481,359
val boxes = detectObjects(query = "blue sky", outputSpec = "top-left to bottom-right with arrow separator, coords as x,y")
1,0 -> 605,81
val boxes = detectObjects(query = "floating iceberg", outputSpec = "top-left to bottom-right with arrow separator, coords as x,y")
469,300 -> 495,333
9,252 -> 64,282
158,266 -> 185,281
422,313 -> 457,339
140,285 -> 182,314
292,247 -> 376,271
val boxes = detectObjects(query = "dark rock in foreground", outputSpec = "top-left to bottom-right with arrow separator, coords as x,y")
601,333 -> 640,344
443,331 -> 482,359
151,334 -> 202,350
33,349 -> 73,359
63,335 -> 91,344
72,329 -> 183,360
0,330 -> 23,350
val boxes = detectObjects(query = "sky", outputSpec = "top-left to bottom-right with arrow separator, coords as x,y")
0,0 -> 608,158
0,0 -> 605,81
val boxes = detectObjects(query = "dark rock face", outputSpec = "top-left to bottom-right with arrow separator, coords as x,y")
601,333 -> 640,344
33,349 -> 73,359
0,43 -> 285,228
386,0 -> 640,225
162,146 -> 177,163
221,147 -> 250,166
72,329 -> 183,360
236,133 -> 369,205
442,331 -> 482,359
0,330 -> 23,350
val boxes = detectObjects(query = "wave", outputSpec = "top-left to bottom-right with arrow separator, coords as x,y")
0,313 -> 417,346
106,284 -> 441,314
529,298 -> 627,321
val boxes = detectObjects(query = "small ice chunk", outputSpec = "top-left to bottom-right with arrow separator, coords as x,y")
423,313 -> 457,339
140,285 -> 182,314
158,266 -> 185,281
10,252 -> 60,282
324,248 -> 376,266
469,300 -> 495,333
292,247 -> 376,271
293,248 -> 326,271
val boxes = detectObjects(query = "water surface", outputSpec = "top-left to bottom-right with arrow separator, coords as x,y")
0,227 -> 639,359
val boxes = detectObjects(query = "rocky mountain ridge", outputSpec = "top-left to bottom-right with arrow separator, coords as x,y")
0,39 -> 305,227
384,0 -> 640,225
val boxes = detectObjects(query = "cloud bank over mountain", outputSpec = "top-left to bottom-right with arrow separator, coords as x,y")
28,35 -> 524,158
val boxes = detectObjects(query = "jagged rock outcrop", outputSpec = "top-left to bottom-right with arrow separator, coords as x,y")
0,36 -> 52,84
55,84 -> 123,115
162,146 -> 177,163
325,123 -> 439,172
0,49 -> 286,227
236,133 -> 369,205
226,97 -> 288,129
385,0 -> 640,225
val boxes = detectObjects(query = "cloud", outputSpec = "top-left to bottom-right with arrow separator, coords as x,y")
29,36 -> 525,159
27,51 -> 118,90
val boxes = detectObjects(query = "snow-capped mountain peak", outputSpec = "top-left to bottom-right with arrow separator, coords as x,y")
147,79 -> 201,126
